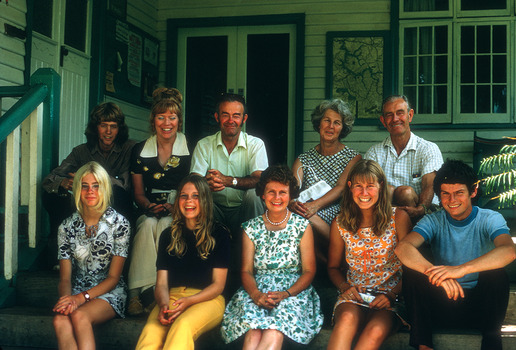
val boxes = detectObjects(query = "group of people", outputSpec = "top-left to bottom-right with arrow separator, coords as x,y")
45,90 -> 516,350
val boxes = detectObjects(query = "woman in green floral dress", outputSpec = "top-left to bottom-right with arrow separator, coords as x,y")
221,165 -> 323,349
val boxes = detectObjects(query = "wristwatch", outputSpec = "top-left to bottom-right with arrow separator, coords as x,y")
82,290 -> 91,302
232,177 -> 238,187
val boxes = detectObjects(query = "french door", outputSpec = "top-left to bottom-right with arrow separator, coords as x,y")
177,25 -> 296,165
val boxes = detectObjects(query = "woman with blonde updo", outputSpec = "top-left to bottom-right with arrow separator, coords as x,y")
128,87 -> 191,315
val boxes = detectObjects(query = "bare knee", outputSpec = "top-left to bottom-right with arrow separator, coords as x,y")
245,329 -> 263,342
393,186 -> 417,206
53,314 -> 71,332
335,310 -> 360,330
70,308 -> 91,328
362,322 -> 390,344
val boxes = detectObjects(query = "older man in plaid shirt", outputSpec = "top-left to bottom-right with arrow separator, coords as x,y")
365,95 -> 443,220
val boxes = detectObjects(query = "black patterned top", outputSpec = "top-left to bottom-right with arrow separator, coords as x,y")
131,133 -> 191,204
298,146 -> 359,225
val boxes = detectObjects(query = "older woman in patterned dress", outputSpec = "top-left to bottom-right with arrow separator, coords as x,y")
327,160 -> 411,349
53,161 -> 130,349
291,99 -> 361,262
221,165 -> 323,349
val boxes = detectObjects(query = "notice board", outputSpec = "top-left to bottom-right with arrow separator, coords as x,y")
104,14 -> 159,106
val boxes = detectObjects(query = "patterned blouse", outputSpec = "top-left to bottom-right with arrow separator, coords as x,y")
337,207 -> 401,292
298,146 -> 359,225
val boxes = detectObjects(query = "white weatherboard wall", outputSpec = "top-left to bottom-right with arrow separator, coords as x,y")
152,0 -> 510,166
0,1 -> 26,113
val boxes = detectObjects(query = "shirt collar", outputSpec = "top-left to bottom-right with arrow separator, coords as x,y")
215,131 -> 247,149
383,132 -> 417,153
445,205 -> 479,227
91,141 -> 122,156
140,133 -> 190,158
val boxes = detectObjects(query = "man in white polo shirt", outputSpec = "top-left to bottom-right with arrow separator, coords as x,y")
191,93 -> 268,234
365,95 -> 443,219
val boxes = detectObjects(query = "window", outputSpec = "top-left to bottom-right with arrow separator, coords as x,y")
400,23 -> 451,123
399,0 -> 513,124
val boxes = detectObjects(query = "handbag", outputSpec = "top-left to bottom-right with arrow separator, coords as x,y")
296,165 -> 332,203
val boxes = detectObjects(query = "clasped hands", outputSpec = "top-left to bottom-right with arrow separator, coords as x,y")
53,294 -> 83,315
158,297 -> 193,326
206,169 -> 231,192
251,290 -> 289,310
341,286 -> 392,310
424,265 -> 465,300
290,200 -> 319,219
145,202 -> 172,218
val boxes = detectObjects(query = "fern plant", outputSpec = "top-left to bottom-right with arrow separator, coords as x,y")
479,137 -> 516,208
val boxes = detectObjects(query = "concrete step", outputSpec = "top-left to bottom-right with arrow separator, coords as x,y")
1,307 -> 516,350
2,270 -> 516,349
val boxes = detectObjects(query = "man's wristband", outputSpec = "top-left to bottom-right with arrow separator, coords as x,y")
420,204 -> 430,214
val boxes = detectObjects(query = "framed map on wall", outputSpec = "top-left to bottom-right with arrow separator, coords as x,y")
326,31 -> 392,125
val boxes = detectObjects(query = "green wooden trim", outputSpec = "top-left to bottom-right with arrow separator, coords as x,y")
391,0 -> 400,92
25,0 -> 34,85
325,30 -> 392,126
89,0 -> 108,110
0,85 -> 48,143
166,13 -> 306,157
0,86 -> 31,97
31,68 -> 61,174
369,123 -> 516,130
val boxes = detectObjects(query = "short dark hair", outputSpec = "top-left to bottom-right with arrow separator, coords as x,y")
382,95 -> 411,115
311,99 -> 354,139
215,92 -> 247,115
433,160 -> 478,200
255,164 -> 300,199
84,102 -> 129,146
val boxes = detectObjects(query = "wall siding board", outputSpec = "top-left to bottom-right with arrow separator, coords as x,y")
1,4 -> 27,26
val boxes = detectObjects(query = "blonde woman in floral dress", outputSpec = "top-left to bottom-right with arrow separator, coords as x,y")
327,160 -> 411,350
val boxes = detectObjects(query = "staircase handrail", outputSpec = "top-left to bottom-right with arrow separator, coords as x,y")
0,84 -> 48,143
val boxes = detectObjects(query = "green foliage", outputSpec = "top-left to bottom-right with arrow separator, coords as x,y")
480,137 -> 516,208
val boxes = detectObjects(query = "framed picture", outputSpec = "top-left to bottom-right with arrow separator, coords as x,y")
326,31 -> 392,125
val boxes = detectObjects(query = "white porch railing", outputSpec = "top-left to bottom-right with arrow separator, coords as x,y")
1,69 -> 59,282
3,104 -> 44,280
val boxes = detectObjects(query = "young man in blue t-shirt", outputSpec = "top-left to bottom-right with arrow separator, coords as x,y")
395,160 -> 516,350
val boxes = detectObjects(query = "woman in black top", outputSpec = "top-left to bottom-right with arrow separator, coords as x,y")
127,87 -> 191,315
135,174 -> 230,350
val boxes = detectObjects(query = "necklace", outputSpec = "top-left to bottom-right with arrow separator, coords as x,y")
85,223 -> 99,238
265,209 -> 289,226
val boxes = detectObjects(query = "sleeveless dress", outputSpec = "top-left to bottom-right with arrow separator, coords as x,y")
221,213 -> 323,344
334,207 -> 407,324
298,146 -> 359,225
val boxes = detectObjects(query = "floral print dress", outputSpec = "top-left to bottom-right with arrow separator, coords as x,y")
57,207 -> 130,317
221,213 -> 323,344
334,207 -> 407,324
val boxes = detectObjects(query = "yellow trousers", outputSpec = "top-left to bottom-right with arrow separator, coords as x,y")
135,287 -> 225,350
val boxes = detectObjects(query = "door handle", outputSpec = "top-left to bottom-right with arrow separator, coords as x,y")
60,46 -> 69,67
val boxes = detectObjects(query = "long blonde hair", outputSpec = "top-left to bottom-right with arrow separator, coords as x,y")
72,161 -> 112,216
337,160 -> 391,236
166,174 -> 216,259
